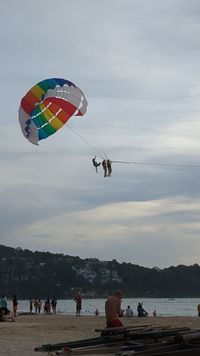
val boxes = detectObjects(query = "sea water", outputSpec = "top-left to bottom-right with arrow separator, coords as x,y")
6,298 -> 200,317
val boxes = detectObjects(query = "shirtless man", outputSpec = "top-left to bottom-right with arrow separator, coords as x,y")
105,290 -> 124,328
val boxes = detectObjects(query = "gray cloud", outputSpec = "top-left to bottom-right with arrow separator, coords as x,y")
1,0 -> 200,267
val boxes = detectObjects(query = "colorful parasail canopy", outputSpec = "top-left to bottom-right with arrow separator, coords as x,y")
19,78 -> 88,145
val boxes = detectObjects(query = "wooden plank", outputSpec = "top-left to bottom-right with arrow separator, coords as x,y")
127,327 -> 191,341
35,327 -> 194,353
174,331 -> 200,343
53,342 -> 145,356
119,343 -> 200,356
56,346 -> 200,356
95,325 -> 152,333
134,347 -> 200,356
35,336 -> 107,352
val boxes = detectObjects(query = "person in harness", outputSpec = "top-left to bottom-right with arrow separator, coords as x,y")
92,156 -> 101,173
102,159 -> 107,177
107,159 -> 112,177
102,159 -> 112,177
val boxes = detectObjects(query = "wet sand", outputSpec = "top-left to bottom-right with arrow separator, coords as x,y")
1,314 -> 200,356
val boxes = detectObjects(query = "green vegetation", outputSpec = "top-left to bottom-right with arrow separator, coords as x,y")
0,245 -> 200,298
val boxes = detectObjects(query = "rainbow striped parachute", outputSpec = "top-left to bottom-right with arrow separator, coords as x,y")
19,78 -> 88,145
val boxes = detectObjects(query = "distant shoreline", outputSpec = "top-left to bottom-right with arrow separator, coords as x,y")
5,297 -> 200,318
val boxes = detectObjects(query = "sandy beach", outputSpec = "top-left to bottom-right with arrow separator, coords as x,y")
1,314 -> 200,355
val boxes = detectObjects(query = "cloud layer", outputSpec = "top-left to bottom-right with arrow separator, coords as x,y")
1,0 -> 200,267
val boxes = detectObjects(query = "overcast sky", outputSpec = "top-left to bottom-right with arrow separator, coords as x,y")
1,0 -> 200,268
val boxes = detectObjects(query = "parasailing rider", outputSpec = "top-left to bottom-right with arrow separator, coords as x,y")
102,159 -> 107,177
92,156 -> 101,173
102,159 -> 112,177
107,159 -> 112,177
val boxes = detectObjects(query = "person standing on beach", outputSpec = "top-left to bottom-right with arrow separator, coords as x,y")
105,290 -> 124,328
44,297 -> 51,314
34,299 -> 39,314
38,299 -> 42,314
197,304 -> 200,316
12,295 -> 18,317
74,292 -> 82,316
51,297 -> 57,313
29,297 -> 33,314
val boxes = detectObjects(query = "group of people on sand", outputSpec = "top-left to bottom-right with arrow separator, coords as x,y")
29,293 -> 81,316
0,290 -> 154,325
29,296 -> 57,314
1,294 -> 57,319
92,157 -> 112,177
3,290 -> 200,327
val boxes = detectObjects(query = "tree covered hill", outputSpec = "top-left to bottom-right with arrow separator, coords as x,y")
1,244 -> 200,298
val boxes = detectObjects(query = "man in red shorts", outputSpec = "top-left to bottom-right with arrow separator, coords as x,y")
105,290 -> 124,328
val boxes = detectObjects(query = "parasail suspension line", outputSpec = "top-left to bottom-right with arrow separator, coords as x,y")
66,123 -> 107,160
